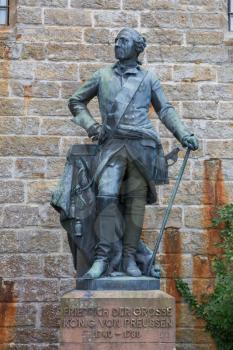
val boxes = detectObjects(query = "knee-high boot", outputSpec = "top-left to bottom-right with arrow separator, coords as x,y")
83,196 -> 121,278
122,196 -> 146,277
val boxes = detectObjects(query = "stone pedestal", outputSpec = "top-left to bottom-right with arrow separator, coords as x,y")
60,281 -> 176,350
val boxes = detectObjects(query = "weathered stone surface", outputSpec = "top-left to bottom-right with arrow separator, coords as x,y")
41,303 -> 60,327
145,64 -> 172,81
0,117 -> 40,135
184,207 -> 206,229
18,229 -> 62,253
17,27 -> 83,43
43,254 -> 75,277
219,102 -> 233,119
0,98 -> 24,116
162,83 -> 198,100
206,140 -> 233,158
141,11 -> 190,28
44,9 -> 92,26
2,205 -> 40,228
0,136 -> 60,156
186,120 -> 233,139
35,63 -> 78,81
182,102 -> 218,119
27,180 -> 58,203
21,43 -> 46,60
161,181 -> 203,205
217,65 -> 233,83
71,0 -> 120,8
158,253 -> 193,278
200,84 -> 233,101
186,31 -> 223,45
0,254 -> 42,277
84,28 -> 112,44
142,29 -> 184,45
28,99 -> 68,116
16,279 -> 59,302
0,80 -> 8,96
143,206 -> 182,229
41,118 -> 84,136
0,230 -> 18,253
4,345 -> 59,350
7,61 -> 35,80
0,303 -> 37,327
59,278 -> 76,295
0,181 -> 24,203
147,45 -> 228,64
61,82 -> 80,98
123,0 -> 177,10
18,0 -> 66,6
173,64 -> 216,82
13,328 -> 59,343
17,7 -> 42,24
10,81 -> 60,99
0,158 -> 13,177
39,203 -> 60,228
191,13 -> 223,29
94,11 -> 138,27
15,158 -> 46,178
46,157 -> 66,178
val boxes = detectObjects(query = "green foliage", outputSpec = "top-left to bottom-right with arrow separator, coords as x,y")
176,204 -> 233,350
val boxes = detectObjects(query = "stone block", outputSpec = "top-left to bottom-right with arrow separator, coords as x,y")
158,253 -> 192,278
2,205 -> 40,228
217,65 -> 233,83
2,345 -> 59,350
46,157 -> 66,178
206,140 -> 233,158
44,9 -> 92,26
145,64 -> 172,82
193,255 -> 214,278
17,27 -> 82,43
184,207 -> 206,229
0,117 -> 40,135
35,62 -> 78,81
0,302 -> 36,327
0,136 -> 60,156
18,229 -> 62,253
191,13 -> 223,29
84,29 -> 112,44
39,203 -> 60,228
0,98 -> 24,116
141,11 -> 190,28
123,0 -> 176,10
219,102 -> 233,119
61,290 -> 175,349
61,82 -> 80,99
200,84 -> 233,101
0,230 -> 18,253
10,81 -> 60,98
15,158 -> 46,179
28,99 -> 68,116
27,180 -> 58,203
186,31 -> 223,45
8,61 -> 35,80
147,46 -> 228,64
0,180 -> 24,204
43,254 -> 75,277
21,43 -> 46,60
17,7 -> 42,24
41,303 -> 60,327
188,120 -> 233,139
60,278 -> 76,296
41,118 -> 82,136
71,0 -> 120,8
182,102 -> 218,120
173,64 -> 216,82
0,158 -> 13,177
18,0 -> 66,6
142,29 -> 184,45
162,83 -> 198,101
0,254 -> 42,277
143,206 -> 182,229
94,11 -> 138,27
13,328 -> 59,343
15,279 -> 60,302
0,80 -> 9,96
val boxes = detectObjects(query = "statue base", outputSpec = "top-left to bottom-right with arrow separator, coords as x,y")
61,277 -> 175,350
76,276 -> 160,290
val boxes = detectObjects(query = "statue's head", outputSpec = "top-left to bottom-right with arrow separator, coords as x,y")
114,28 -> 147,61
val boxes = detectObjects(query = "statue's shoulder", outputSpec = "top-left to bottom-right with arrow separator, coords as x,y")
96,65 -> 114,78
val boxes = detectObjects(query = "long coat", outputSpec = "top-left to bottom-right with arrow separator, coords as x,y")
68,63 -> 191,203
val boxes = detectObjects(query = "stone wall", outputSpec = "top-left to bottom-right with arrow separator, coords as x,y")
0,0 -> 232,348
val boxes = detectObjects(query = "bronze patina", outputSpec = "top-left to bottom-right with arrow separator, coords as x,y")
51,28 -> 198,280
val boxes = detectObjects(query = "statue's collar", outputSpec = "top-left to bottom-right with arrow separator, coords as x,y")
113,61 -> 141,75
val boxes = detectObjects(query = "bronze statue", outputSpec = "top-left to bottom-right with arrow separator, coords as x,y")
51,28 -> 198,280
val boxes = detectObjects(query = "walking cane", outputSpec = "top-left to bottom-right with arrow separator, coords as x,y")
147,147 -> 191,276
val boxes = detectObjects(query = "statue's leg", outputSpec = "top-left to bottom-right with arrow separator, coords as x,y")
83,150 -> 127,279
122,160 -> 147,277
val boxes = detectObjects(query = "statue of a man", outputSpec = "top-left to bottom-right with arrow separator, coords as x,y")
68,28 -> 198,279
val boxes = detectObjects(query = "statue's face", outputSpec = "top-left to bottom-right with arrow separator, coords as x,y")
114,30 -> 137,61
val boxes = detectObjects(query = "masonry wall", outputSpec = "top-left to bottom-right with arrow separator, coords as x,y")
0,0 -> 232,349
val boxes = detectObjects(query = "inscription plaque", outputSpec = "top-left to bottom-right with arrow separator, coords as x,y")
61,290 -> 176,350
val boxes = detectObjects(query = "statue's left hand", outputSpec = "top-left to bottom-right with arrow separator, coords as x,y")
181,134 -> 199,151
